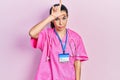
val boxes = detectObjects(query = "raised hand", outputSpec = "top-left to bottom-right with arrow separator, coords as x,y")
51,0 -> 64,19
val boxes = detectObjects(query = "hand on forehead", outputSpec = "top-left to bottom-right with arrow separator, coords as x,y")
52,0 -> 62,11
57,12 -> 67,19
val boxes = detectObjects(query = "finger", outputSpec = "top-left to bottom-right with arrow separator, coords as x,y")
52,6 -> 55,13
59,0 -> 62,8
52,6 -> 54,11
53,7 -> 57,11
52,6 -> 56,11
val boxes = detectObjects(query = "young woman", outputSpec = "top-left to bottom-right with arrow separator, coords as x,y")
29,0 -> 88,80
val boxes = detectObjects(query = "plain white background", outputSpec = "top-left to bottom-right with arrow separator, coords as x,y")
0,0 -> 120,80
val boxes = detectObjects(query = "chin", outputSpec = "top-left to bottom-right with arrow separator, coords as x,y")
57,27 -> 66,31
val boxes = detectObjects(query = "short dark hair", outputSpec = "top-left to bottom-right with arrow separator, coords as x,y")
49,4 -> 68,28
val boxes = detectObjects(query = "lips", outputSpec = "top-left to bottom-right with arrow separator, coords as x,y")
58,26 -> 64,28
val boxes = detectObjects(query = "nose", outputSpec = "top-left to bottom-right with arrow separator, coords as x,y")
59,19 -> 62,25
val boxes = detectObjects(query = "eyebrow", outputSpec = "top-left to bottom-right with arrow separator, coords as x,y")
57,15 -> 67,19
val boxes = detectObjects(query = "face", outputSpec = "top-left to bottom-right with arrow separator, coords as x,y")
53,11 -> 68,31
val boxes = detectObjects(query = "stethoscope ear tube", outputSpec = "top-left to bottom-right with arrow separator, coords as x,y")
69,39 -> 76,57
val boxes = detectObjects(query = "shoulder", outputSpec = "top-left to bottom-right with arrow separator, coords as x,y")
44,28 -> 55,38
68,28 -> 82,40
47,27 -> 54,32
40,27 -> 54,34
37,27 -> 54,39
46,28 -> 54,35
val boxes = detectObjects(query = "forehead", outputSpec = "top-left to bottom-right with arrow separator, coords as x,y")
58,11 -> 67,18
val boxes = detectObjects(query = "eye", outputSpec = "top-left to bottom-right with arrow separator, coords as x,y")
63,16 -> 67,20
55,17 -> 59,21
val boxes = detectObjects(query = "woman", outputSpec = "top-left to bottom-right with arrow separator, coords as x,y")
29,0 -> 88,80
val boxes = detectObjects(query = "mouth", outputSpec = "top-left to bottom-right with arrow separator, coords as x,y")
58,26 -> 64,28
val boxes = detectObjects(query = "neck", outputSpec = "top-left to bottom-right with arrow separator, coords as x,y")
55,28 -> 66,39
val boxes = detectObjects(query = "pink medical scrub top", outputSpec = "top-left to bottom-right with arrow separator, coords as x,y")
31,28 -> 88,80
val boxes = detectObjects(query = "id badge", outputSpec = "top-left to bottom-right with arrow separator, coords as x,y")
58,53 -> 70,63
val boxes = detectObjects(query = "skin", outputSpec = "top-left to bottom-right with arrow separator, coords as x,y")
53,11 -> 68,39
29,0 -> 81,80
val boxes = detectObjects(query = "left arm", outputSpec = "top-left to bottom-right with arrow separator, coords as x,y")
74,60 -> 81,80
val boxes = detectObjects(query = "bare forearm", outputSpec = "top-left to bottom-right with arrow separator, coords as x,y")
29,1 -> 65,39
29,15 -> 54,38
74,60 -> 81,80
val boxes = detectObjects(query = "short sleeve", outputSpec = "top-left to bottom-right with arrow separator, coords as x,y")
30,28 -> 48,51
75,36 -> 88,62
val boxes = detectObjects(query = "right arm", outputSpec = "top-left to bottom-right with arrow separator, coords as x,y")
29,15 -> 55,39
29,0 -> 63,39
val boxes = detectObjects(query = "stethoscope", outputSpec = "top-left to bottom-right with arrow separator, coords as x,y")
68,38 -> 77,57
46,31 -> 77,61
46,39 -> 77,61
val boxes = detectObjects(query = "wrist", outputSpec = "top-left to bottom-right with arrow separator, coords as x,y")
47,15 -> 55,22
